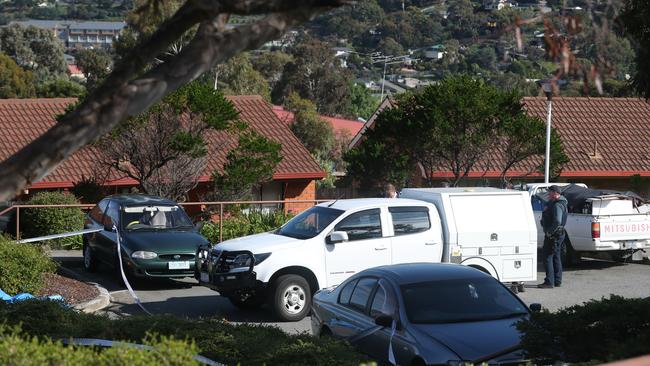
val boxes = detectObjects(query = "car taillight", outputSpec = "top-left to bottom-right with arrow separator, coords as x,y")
591,222 -> 600,239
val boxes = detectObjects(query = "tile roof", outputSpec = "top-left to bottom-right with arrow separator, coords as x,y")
271,105 -> 364,139
0,96 -> 324,189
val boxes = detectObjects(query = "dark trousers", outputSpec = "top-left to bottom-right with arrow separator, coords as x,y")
542,233 -> 565,287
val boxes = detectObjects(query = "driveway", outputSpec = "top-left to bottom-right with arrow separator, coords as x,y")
52,251 -> 650,335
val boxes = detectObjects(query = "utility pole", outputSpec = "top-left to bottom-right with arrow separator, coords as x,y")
371,53 -> 412,101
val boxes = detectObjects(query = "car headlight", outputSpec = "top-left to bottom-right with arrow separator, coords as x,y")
253,252 -> 272,265
131,251 -> 158,259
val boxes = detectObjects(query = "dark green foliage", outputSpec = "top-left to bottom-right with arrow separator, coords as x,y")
70,176 -> 105,204
208,53 -> 272,102
0,301 -> 368,366
0,236 -> 56,295
0,24 -> 67,82
212,130 -> 283,201
619,0 -> 650,98
199,210 -> 294,243
177,82 -> 240,131
285,93 -> 335,160
0,326 -> 201,365
21,192 -> 85,250
75,48 -> 112,91
346,83 -> 380,120
0,53 -> 34,98
517,296 -> 650,363
36,77 -> 86,98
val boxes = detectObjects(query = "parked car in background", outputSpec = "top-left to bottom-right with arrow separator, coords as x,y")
311,263 -> 536,366
518,183 -> 650,264
83,194 -> 208,279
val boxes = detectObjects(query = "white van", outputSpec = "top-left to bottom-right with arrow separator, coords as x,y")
196,190 -> 538,321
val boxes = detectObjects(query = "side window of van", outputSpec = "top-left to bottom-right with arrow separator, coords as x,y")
389,206 -> 430,236
334,209 -> 382,241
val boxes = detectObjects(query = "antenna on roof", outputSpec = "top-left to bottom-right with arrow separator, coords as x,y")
327,193 -> 346,208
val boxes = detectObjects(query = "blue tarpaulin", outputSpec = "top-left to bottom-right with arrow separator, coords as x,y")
0,288 -> 63,303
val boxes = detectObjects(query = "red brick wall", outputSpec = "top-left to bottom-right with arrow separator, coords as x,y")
284,180 -> 317,214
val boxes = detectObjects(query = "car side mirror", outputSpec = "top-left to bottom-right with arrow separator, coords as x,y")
375,314 -> 394,328
529,303 -> 542,312
328,231 -> 348,244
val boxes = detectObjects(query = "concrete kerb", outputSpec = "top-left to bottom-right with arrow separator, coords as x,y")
55,262 -> 112,314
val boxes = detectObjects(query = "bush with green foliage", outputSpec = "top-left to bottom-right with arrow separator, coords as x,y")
0,326 -> 200,365
70,176 -> 105,203
200,209 -> 293,243
0,300 -> 369,366
517,295 -> 650,363
21,192 -> 85,250
0,236 -> 56,295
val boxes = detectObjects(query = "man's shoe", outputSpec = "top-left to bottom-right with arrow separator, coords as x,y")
537,283 -> 554,289
555,283 -> 562,287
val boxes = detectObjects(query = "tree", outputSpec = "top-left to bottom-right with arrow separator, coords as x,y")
0,24 -> 66,82
98,82 -> 239,201
211,129 -> 282,200
250,51 -> 293,90
208,53 -> 271,101
75,49 -> 113,92
273,37 -> 352,115
619,0 -> 650,98
0,1 -> 351,202
345,82 -> 379,120
0,53 -> 35,98
36,78 -> 85,98
284,93 -> 334,160
345,76 -> 568,188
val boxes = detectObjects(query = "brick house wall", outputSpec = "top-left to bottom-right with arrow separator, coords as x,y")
284,180 -> 317,214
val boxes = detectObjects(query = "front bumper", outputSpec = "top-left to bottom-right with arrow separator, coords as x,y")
195,245 -> 263,292
125,254 -> 196,278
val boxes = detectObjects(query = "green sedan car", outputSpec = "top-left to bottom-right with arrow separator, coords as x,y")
82,194 -> 208,278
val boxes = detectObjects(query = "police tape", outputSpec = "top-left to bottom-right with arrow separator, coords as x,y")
15,227 -> 153,316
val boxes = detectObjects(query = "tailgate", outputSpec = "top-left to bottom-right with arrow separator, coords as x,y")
598,215 -> 650,241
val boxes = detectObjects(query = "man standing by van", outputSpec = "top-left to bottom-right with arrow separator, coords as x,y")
539,185 -> 568,289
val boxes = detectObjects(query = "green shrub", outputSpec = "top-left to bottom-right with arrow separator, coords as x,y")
0,300 -> 370,366
21,191 -> 85,249
517,295 -> 650,363
0,326 -> 200,365
0,236 -> 56,295
70,175 -> 105,204
200,209 -> 294,243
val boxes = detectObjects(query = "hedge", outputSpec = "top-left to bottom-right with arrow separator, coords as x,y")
21,192 -> 85,250
517,295 -> 650,363
0,236 -> 56,295
0,326 -> 200,365
200,209 -> 294,243
0,300 -> 372,366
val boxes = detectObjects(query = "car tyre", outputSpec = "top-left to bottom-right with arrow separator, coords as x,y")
271,274 -> 311,322
82,243 -> 97,272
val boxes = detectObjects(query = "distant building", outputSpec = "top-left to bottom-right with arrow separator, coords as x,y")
9,20 -> 125,50
483,0 -> 516,10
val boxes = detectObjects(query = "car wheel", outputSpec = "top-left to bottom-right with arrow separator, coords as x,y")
227,291 -> 265,310
83,244 -> 97,272
271,274 -> 311,322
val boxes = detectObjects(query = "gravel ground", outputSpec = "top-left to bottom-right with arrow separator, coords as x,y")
37,273 -> 99,304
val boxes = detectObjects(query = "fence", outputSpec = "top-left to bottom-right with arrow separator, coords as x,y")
0,199 -> 328,243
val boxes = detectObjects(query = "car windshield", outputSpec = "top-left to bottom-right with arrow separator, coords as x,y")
401,278 -> 528,324
275,206 -> 344,239
121,205 -> 193,231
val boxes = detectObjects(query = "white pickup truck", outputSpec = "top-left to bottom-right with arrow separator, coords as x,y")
196,188 -> 537,321
520,183 -> 650,264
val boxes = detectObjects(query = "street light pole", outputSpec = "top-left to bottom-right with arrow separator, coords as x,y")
542,82 -> 553,184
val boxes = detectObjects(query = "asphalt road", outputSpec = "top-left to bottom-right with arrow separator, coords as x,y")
53,251 -> 650,335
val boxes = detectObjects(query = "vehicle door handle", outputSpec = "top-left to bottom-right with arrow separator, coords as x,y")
374,247 -> 387,251
425,242 -> 436,245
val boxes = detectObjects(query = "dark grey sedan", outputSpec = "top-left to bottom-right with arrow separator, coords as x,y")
311,263 -> 535,366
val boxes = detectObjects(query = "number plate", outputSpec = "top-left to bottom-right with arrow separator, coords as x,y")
200,272 -> 209,283
168,261 -> 190,270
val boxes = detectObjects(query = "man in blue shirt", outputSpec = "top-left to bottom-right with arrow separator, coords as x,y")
539,185 -> 568,289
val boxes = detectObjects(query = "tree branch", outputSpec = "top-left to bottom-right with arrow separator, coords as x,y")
0,2 -> 344,201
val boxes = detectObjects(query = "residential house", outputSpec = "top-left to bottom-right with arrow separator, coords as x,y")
349,97 -> 650,196
0,96 -> 325,213
271,105 -> 365,139
9,20 -> 125,50
483,0 -> 516,10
